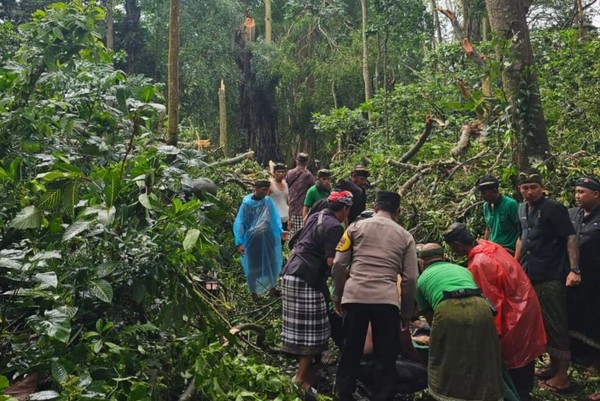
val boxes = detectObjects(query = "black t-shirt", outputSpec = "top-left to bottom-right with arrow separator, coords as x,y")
519,197 -> 575,282
280,209 -> 343,291
569,206 -> 600,281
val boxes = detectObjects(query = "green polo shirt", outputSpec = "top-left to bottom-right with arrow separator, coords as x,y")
416,261 -> 479,313
304,185 -> 329,208
483,195 -> 521,251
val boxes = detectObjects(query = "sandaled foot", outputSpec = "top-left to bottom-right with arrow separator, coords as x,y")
589,391 -> 600,401
539,380 -> 573,395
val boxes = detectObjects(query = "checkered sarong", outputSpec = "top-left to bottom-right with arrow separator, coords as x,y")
289,215 -> 304,236
281,275 -> 330,355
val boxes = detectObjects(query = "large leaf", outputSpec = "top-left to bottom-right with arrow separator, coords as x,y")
62,220 -> 92,242
38,188 -> 62,210
97,206 -> 116,226
138,193 -> 152,210
29,391 -> 60,400
183,229 -> 200,251
61,181 -> 79,217
34,272 -> 58,288
28,309 -> 71,344
90,279 -> 113,303
0,258 -> 22,270
31,251 -> 62,261
51,360 -> 68,383
10,206 -> 41,229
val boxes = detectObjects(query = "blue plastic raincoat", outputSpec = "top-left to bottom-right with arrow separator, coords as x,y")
233,194 -> 283,294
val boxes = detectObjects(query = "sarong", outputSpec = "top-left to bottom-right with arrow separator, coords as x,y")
533,280 -> 571,359
568,275 -> 600,352
428,297 -> 503,401
289,215 -> 304,236
281,275 -> 330,355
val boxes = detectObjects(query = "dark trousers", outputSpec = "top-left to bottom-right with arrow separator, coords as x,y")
336,303 -> 400,401
508,361 -> 535,401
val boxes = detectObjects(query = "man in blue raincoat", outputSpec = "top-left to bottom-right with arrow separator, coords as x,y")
234,179 -> 287,300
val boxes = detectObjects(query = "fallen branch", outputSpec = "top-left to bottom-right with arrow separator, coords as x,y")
447,149 -> 489,179
398,115 -> 444,163
209,150 -> 255,167
399,167 -> 432,197
386,160 -> 430,171
450,120 -> 483,157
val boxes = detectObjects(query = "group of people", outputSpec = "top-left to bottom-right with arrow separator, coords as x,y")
232,155 -> 600,401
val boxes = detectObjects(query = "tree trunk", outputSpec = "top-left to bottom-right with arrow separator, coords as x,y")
431,0 -> 443,47
486,0 -> 550,169
360,0 -> 372,101
577,0 -> 586,39
105,0 -> 114,50
235,15 -> 280,165
264,0 -> 272,44
166,0 -> 180,146
461,0 -> 482,42
124,0 -> 142,74
219,80 -> 228,155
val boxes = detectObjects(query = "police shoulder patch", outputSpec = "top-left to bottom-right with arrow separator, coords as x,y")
336,230 -> 352,252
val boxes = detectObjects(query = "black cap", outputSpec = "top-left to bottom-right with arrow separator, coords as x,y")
375,190 -> 400,211
443,222 -> 471,243
352,165 -> 370,177
476,174 -> 499,190
273,163 -> 287,171
317,169 -> 332,178
574,176 -> 600,192
254,179 -> 270,188
517,170 -> 543,185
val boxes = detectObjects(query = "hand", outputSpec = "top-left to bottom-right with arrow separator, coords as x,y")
566,271 -> 581,287
282,231 -> 290,241
236,245 -> 245,256
334,300 -> 342,316
400,318 -> 410,332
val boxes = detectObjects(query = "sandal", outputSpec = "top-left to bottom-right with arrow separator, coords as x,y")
589,391 -> 600,401
539,380 -> 573,395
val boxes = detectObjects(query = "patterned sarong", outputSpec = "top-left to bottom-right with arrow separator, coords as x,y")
428,297 -> 503,401
533,280 -> 571,359
281,275 -> 330,355
289,215 -> 304,236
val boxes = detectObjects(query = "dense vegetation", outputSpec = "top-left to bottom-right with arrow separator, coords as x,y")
0,1 -> 599,400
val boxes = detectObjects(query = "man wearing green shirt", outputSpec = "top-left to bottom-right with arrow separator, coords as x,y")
476,174 -> 521,253
416,243 -> 503,401
302,169 -> 332,222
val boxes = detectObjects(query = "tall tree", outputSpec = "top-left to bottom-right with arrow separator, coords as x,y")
124,0 -> 143,73
486,0 -> 550,169
105,0 -> 114,50
235,14 -> 280,164
167,0 -> 180,146
360,0 -> 372,101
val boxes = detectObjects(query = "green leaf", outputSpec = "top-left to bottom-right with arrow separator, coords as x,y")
31,251 -> 62,261
61,181 -> 78,217
34,272 -> 58,288
97,206 -> 116,226
62,220 -> 92,242
0,258 -> 22,270
29,390 -> 60,400
138,193 -> 152,209
0,166 -> 12,182
95,261 -> 120,278
183,229 -> 200,251
51,360 -> 68,383
10,206 -> 41,229
38,188 -> 62,210
28,309 -> 71,344
0,375 -> 9,390
90,279 -> 113,303
116,86 -> 128,111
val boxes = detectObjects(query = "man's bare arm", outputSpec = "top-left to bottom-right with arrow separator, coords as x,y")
515,237 -> 522,262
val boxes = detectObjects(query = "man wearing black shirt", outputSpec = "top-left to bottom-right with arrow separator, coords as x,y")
567,177 -> 600,400
335,165 -> 369,224
515,170 -> 580,393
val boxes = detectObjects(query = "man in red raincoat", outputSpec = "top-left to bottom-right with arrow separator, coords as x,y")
444,222 -> 547,401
